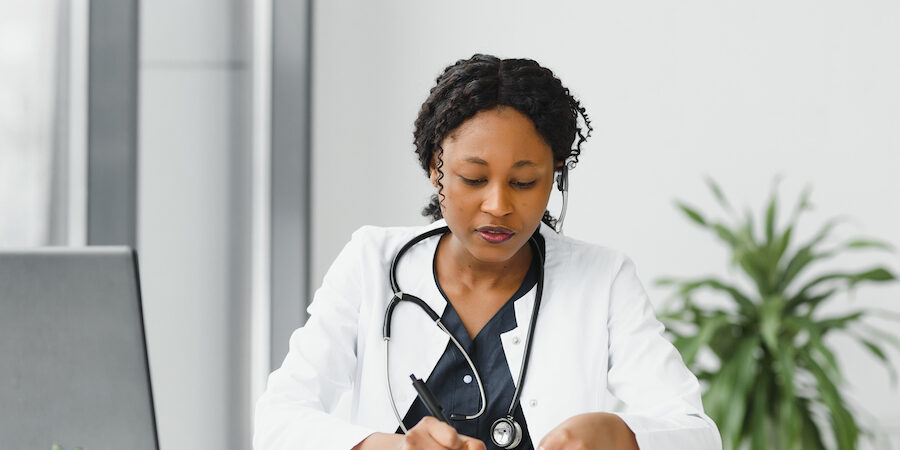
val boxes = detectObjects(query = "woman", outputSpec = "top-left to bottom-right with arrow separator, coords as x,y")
254,54 -> 721,450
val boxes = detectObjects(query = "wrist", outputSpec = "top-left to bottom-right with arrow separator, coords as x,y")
600,413 -> 638,450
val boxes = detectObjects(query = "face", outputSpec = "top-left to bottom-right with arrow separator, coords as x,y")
430,107 -> 558,264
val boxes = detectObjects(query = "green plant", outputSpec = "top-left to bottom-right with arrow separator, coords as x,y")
658,178 -> 898,450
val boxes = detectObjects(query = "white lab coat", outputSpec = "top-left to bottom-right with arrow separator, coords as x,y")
254,219 -> 722,450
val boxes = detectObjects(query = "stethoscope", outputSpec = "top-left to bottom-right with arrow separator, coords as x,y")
383,161 -> 570,448
382,226 -> 545,449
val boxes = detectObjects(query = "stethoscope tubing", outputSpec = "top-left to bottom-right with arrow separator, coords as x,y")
383,226 -> 544,432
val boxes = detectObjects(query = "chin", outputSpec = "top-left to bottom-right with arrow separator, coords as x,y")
468,237 -> 527,263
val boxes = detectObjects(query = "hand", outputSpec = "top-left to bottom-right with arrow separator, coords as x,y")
400,416 -> 486,450
352,417 -> 486,450
538,412 -> 638,450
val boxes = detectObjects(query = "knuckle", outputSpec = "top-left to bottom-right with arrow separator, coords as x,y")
437,427 -> 458,446
406,427 -> 423,440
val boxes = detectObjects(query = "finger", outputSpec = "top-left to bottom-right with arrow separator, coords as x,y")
421,416 -> 463,449
537,428 -> 569,450
460,435 -> 486,450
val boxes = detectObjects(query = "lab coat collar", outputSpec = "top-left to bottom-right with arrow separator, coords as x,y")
384,223 -> 450,422
385,218 -> 564,426
500,220 -> 562,406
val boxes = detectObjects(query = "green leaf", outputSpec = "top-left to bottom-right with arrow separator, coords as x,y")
747,375 -> 769,450
843,239 -> 895,252
706,337 -> 759,447
790,267 -> 896,305
849,267 -> 896,287
818,311 -> 865,334
776,217 -> 846,292
713,223 -> 739,248
707,323 -> 743,362
789,184 -> 814,223
764,175 -> 783,242
782,314 -> 817,337
785,288 -> 836,315
705,177 -> 733,213
678,314 -> 730,365
739,247 -> 774,296
801,353 -> 860,449
670,277 -> 757,316
797,397 -> 827,450
676,201 -> 708,227
777,247 -> 820,293
655,277 -> 678,286
855,337 -> 898,386
765,192 -> 777,244
803,325 -> 843,381
772,225 -> 794,270
741,209 -> 757,246
856,323 -> 900,352
760,298 -> 783,352
774,347 -> 801,448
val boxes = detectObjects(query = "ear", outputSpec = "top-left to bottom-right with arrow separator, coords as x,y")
554,160 -> 565,170
429,159 -> 439,187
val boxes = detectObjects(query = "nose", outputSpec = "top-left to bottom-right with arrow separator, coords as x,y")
480,182 -> 514,217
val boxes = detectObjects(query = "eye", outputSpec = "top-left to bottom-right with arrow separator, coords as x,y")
512,180 -> 537,189
460,176 -> 486,186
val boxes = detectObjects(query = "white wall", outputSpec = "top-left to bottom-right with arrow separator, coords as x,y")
138,1 -> 253,448
311,1 -> 900,446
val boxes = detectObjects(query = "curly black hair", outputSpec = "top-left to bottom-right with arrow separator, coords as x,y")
414,54 -> 592,228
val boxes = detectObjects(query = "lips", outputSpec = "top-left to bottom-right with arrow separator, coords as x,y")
476,226 -> 515,244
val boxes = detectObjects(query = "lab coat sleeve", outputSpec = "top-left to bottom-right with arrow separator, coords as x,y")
253,228 -> 377,450
606,256 -> 722,450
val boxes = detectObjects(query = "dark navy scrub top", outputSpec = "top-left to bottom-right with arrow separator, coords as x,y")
397,232 -> 545,450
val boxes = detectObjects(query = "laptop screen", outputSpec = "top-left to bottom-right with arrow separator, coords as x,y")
0,247 -> 158,450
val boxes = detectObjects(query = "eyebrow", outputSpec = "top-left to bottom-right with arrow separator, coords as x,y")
463,156 -> 536,168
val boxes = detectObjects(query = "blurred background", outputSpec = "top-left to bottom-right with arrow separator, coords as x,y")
1,0 -> 898,448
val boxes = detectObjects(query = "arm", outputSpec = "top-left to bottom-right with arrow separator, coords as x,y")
603,256 -> 722,450
253,229 -> 377,450
351,420 -> 486,450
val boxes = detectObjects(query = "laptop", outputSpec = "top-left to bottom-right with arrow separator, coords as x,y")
0,247 -> 158,450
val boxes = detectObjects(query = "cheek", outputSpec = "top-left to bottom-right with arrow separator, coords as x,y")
528,182 -> 554,206
530,192 -> 552,217
445,187 -> 476,209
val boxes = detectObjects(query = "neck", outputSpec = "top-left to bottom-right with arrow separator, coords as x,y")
437,233 -> 533,290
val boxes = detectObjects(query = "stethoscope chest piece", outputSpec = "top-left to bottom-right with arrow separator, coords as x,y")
490,416 -> 523,448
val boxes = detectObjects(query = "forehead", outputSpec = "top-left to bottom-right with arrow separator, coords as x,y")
441,107 -> 553,165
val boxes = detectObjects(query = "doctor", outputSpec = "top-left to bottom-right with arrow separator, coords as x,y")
254,54 -> 722,450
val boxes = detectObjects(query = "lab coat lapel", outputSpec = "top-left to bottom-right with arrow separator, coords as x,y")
383,231 -> 450,422
499,289 -> 535,388
498,224 -> 563,436
499,224 -> 556,407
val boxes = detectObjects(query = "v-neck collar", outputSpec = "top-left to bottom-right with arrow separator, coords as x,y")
430,231 -> 543,347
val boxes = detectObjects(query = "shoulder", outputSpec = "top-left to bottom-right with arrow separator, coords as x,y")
542,227 -> 630,279
345,221 -> 443,261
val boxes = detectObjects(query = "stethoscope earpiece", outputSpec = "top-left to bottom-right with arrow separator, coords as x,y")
555,163 -> 569,192
554,163 -> 570,233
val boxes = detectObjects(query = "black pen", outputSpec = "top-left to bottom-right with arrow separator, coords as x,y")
409,374 -> 450,423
